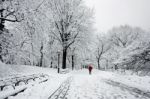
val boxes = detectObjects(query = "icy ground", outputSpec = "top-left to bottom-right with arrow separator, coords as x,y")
0,63 -> 150,99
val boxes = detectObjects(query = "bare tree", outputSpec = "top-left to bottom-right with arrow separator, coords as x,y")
0,0 -> 24,24
47,0 -> 93,69
95,35 -> 111,70
109,25 -> 141,48
108,25 -> 147,72
0,0 -> 24,62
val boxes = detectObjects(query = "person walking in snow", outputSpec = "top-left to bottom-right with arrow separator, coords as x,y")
88,64 -> 93,75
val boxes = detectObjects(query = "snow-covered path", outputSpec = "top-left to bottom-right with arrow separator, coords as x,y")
67,70 -> 149,99
3,69 -> 150,99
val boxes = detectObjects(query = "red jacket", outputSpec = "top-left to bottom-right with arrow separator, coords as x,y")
88,65 -> 93,71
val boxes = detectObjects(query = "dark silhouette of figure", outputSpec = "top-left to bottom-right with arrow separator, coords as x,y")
88,65 -> 93,75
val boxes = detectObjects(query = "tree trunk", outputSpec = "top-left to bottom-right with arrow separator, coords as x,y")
0,55 -> 3,62
98,59 -> 100,70
114,64 -> 118,70
0,9 -> 5,31
39,42 -> 43,67
39,52 -> 43,67
62,48 -> 67,69
30,42 -> 34,65
105,59 -> 108,70
50,61 -> 53,68
72,55 -> 74,70
0,44 -> 3,62
0,9 -> 5,62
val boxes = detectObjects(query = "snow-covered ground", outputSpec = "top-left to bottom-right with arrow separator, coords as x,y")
0,62 -> 57,79
8,75 -> 70,99
98,71 -> 150,92
67,69 -> 150,99
0,62 -> 71,99
1,63 -> 150,99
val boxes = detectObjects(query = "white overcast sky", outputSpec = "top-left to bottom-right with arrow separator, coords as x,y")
85,0 -> 150,32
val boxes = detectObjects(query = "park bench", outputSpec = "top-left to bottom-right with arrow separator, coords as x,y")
0,73 -> 49,91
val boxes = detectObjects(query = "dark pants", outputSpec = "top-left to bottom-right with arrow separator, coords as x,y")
89,69 -> 92,75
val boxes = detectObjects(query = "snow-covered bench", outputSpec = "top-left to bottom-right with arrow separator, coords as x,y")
0,86 -> 27,99
0,73 -> 49,91
0,75 -> 49,99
